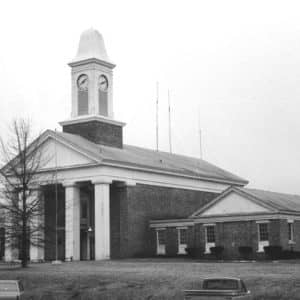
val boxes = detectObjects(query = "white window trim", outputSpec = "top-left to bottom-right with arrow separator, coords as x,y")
204,225 -> 216,254
257,222 -> 269,252
256,220 -> 270,224
177,228 -> 187,255
156,229 -> 166,255
288,221 -> 294,243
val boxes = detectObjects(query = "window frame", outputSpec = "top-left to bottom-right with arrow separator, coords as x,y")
156,228 -> 166,255
256,221 -> 269,252
288,220 -> 294,242
177,227 -> 188,255
258,223 -> 269,242
204,224 -> 216,254
77,74 -> 89,116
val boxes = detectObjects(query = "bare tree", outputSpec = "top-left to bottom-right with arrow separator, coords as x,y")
0,118 -> 49,267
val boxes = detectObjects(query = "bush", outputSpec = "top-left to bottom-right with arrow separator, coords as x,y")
210,246 -> 224,259
238,246 -> 253,260
185,247 -> 204,258
281,250 -> 300,259
264,246 -> 282,260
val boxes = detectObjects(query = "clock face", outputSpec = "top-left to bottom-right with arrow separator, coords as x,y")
77,74 -> 88,91
99,75 -> 109,92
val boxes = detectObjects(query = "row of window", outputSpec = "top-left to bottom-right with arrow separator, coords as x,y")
156,221 -> 295,255
157,228 -> 188,245
156,228 -> 188,255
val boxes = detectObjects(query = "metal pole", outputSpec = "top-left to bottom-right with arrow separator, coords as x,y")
198,109 -> 203,159
156,82 -> 159,151
168,90 -> 172,153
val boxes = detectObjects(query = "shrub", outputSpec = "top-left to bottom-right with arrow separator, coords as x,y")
238,246 -> 253,260
185,247 -> 204,258
210,246 -> 224,260
281,250 -> 300,259
264,245 -> 282,260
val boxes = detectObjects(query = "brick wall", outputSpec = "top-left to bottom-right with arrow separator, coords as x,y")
111,183 -> 218,258
293,221 -> 300,251
279,219 -> 300,251
189,219 -> 300,259
63,120 -> 123,148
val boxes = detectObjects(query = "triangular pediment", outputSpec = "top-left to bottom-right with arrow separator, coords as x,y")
194,189 -> 273,217
39,136 -> 97,169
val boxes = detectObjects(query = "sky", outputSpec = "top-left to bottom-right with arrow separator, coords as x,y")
1,0 -> 300,194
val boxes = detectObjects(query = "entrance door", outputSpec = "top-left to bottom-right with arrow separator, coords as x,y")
80,229 -> 88,260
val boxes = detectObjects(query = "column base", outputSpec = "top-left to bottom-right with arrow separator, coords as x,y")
51,260 -> 62,265
30,259 -> 45,263
65,257 -> 73,262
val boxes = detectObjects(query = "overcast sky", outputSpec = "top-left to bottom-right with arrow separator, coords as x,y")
1,0 -> 300,194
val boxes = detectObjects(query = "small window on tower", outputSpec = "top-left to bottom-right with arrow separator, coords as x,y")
77,74 -> 89,115
98,74 -> 108,116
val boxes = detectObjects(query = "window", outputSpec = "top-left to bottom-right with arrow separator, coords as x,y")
205,225 -> 216,253
258,223 -> 269,241
98,75 -> 108,116
77,74 -> 89,116
288,222 -> 294,241
157,230 -> 166,245
81,199 -> 88,219
257,221 -> 269,252
179,228 -> 187,244
178,228 -> 188,254
206,226 -> 216,243
203,279 -> 239,290
156,229 -> 166,255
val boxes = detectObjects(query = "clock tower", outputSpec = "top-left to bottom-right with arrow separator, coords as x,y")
60,29 -> 125,148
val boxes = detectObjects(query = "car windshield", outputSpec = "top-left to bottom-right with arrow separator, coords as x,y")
0,282 -> 18,292
203,279 -> 239,290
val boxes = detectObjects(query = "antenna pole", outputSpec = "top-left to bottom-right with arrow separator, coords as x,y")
198,109 -> 203,159
156,82 -> 159,151
168,89 -> 172,153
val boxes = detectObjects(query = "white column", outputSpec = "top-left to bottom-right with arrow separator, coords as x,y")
64,182 -> 80,261
30,189 -> 45,262
4,191 -> 19,262
4,241 -> 18,262
93,178 -> 111,260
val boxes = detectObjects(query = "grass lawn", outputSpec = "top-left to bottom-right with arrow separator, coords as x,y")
0,258 -> 300,299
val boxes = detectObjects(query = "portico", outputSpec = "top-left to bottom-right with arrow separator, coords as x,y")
35,177 -> 133,262
63,178 -> 112,261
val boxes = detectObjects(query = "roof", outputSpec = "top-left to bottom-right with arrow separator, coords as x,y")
71,28 -> 114,65
48,130 -> 248,186
191,186 -> 300,218
242,188 -> 300,212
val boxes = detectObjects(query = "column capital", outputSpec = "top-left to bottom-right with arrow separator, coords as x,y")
91,177 -> 112,185
62,181 -> 78,188
115,180 -> 136,187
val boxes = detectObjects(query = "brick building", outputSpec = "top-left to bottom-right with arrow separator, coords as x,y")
1,28 -> 298,262
150,187 -> 300,259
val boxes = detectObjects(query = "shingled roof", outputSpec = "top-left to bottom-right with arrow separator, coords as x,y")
48,130 -> 248,186
243,188 -> 300,213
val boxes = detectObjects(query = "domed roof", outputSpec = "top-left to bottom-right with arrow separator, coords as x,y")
72,28 -> 113,64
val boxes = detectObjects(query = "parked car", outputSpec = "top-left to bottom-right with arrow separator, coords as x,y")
184,277 -> 252,300
0,280 -> 24,299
